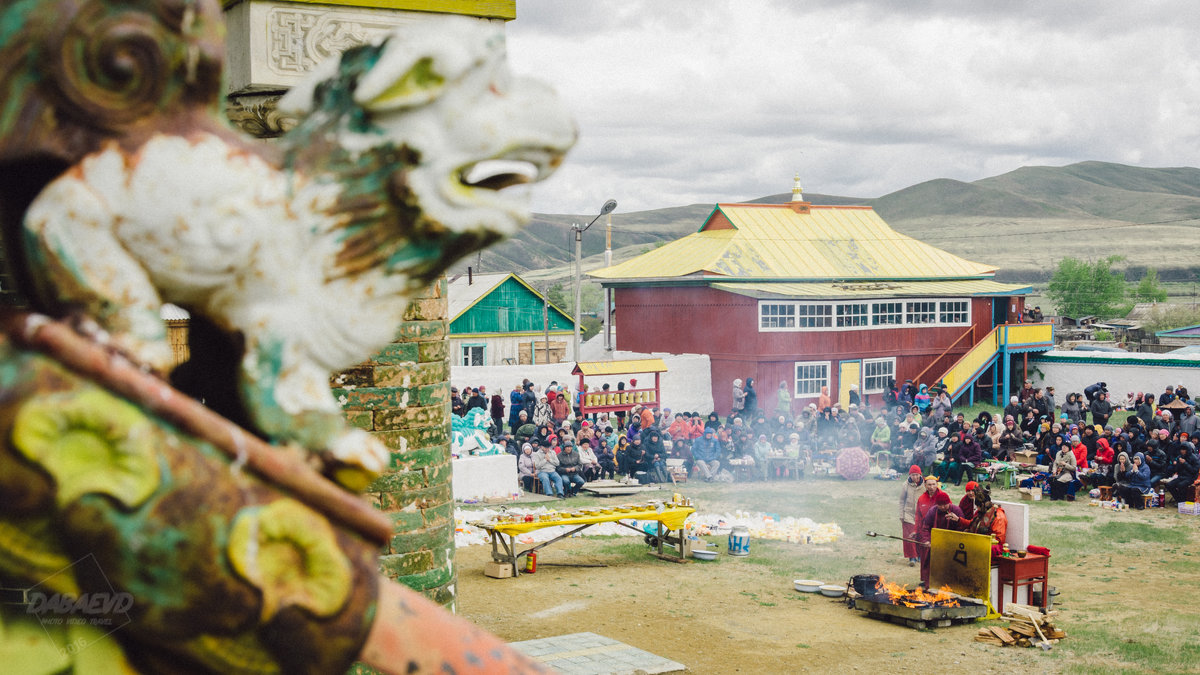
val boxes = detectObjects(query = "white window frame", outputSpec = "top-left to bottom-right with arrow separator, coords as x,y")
461,344 -> 485,367
835,302 -> 870,328
938,299 -> 970,325
871,301 -> 903,326
797,302 -> 833,328
905,300 -> 937,325
862,357 -> 896,394
757,298 -> 972,332
793,361 -> 830,398
759,302 -> 797,330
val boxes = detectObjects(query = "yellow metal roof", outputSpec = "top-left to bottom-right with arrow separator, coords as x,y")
711,279 -> 1032,299
573,359 -> 668,376
590,204 -> 998,281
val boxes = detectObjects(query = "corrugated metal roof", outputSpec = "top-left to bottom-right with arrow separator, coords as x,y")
1157,323 -> 1200,337
711,279 -> 1031,299
572,358 -> 668,376
448,273 -> 511,319
449,272 -> 574,331
590,203 -> 998,281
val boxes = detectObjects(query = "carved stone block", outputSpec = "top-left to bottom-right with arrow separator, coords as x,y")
224,0 -> 502,94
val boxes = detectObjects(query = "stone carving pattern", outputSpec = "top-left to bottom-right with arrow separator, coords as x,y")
269,8 -> 399,75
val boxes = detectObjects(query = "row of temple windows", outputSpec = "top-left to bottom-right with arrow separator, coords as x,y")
759,299 -> 970,331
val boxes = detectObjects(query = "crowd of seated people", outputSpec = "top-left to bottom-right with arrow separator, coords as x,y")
459,375 -> 1199,505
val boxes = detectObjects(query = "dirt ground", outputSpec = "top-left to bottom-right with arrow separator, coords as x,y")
452,479 -> 1146,674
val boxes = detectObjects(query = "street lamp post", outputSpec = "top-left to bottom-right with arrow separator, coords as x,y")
572,199 -> 618,362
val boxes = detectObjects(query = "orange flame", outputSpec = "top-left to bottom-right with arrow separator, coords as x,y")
875,576 -> 961,607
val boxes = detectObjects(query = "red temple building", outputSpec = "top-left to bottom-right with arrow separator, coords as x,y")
590,178 -> 1053,415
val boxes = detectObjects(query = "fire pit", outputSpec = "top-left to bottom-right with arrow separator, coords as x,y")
848,576 -> 987,629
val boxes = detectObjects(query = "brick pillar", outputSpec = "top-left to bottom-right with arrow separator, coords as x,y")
333,279 -> 456,610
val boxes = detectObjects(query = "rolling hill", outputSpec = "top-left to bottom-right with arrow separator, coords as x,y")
463,161 -> 1200,286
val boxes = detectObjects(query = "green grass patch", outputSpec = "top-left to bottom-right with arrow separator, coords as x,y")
1045,514 -> 1095,523
1094,521 -> 1191,545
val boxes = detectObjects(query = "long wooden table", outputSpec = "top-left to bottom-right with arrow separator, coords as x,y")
474,505 -> 695,577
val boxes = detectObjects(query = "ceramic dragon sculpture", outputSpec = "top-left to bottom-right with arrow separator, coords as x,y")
19,8 -> 574,490
0,0 -> 572,672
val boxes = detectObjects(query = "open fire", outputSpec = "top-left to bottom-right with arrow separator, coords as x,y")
872,576 -> 963,608
848,574 -> 986,629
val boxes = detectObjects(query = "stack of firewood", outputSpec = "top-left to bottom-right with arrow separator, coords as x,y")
975,604 -> 1066,648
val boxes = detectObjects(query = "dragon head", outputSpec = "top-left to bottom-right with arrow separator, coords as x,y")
279,16 -> 577,281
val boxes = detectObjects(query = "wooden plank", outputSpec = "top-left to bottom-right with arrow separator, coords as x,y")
989,626 -> 1016,645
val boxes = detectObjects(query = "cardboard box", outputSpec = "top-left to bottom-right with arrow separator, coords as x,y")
484,561 -> 515,579
1013,450 -> 1037,464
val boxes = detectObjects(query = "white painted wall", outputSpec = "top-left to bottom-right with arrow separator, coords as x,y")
450,351 -> 715,415
1030,350 -> 1200,399
450,333 -> 575,367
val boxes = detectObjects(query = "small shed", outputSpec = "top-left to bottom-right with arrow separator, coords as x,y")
1155,324 -> 1200,348
449,272 -> 575,366
574,359 -> 668,416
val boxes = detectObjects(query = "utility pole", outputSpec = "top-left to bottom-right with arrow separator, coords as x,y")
572,199 -> 618,362
603,211 -> 613,354
543,287 -> 550,364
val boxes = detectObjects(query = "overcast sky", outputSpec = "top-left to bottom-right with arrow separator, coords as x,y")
505,0 -> 1200,215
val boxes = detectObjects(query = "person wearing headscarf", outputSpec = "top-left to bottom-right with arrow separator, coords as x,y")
911,428 -> 938,474
691,427 -> 722,481
1090,392 -> 1114,429
1163,436 -> 1200,503
775,381 -> 793,418
490,393 -> 506,434
1062,392 -> 1085,425
1089,435 -> 1116,488
730,378 -> 746,419
742,378 -> 758,420
870,417 -> 891,452
967,485 -> 1008,556
933,432 -> 961,485
642,430 -> 667,471
914,384 -> 931,414
958,481 -> 979,521
518,443 -> 538,493
1050,436 -> 1079,500
1115,451 -> 1153,508
594,438 -> 616,480
614,436 -> 632,477
533,395 -> 553,427
898,466 -> 926,566
918,490 -> 965,587
577,440 -> 601,481
508,384 -> 525,429
1042,433 -> 1067,467
932,390 -> 952,424
1136,394 -> 1155,429
753,433 -> 774,480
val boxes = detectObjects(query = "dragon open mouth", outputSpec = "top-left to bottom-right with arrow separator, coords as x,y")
459,150 -> 563,191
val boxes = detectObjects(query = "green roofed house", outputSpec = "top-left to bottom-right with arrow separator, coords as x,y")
449,272 -> 576,366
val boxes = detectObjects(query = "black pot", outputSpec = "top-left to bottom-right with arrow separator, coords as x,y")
850,574 -> 881,598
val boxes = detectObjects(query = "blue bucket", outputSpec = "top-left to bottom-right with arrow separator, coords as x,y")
727,525 -> 750,556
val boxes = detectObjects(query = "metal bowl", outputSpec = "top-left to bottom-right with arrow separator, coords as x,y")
819,584 -> 846,598
794,579 -> 823,593
692,549 -> 718,560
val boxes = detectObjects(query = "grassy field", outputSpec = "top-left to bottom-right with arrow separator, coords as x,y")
457,474 -> 1200,674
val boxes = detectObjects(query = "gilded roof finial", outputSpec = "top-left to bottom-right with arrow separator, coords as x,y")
791,172 -> 803,202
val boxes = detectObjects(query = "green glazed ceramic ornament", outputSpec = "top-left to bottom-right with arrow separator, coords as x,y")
0,0 -> 573,672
